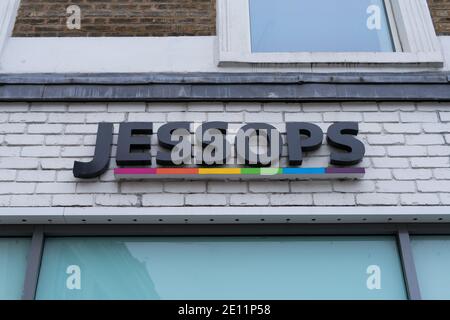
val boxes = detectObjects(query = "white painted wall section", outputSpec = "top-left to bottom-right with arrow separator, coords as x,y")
1,36 -> 450,73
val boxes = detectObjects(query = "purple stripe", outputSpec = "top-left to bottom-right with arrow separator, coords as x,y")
326,167 -> 365,174
115,168 -> 157,175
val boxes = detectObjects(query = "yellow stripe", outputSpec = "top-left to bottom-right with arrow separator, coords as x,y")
198,168 -> 241,175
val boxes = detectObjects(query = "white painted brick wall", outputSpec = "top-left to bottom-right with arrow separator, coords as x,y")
143,194 -> 184,206
95,194 -> 139,206
187,194 -> 228,206
53,194 -> 94,207
0,101 -> 449,208
313,194 -> 355,206
270,194 -> 313,206
229,194 -> 269,206
383,123 -> 422,134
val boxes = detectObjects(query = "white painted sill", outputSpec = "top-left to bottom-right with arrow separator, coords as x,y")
218,51 -> 445,67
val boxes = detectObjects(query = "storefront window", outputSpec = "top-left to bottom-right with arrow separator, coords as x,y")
411,236 -> 450,300
36,236 -> 406,300
0,238 -> 30,300
249,0 -> 395,52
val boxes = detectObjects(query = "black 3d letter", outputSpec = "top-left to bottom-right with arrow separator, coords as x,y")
116,122 -> 153,166
286,122 -> 323,165
73,123 -> 113,178
327,122 -> 365,166
157,122 -> 191,166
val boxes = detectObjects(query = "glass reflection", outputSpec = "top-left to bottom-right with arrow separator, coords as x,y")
250,0 -> 395,52
37,236 -> 406,300
0,238 -> 30,300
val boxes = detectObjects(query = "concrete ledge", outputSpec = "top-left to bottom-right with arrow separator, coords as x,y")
0,206 -> 450,224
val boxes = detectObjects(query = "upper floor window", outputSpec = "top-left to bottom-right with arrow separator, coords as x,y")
217,0 -> 443,67
249,0 -> 396,53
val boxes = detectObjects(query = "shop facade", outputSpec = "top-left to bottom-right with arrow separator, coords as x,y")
1,0 -> 450,300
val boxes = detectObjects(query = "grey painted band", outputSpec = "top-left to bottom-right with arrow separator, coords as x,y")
1,72 -> 449,84
1,72 -> 450,102
2,83 -> 450,102
0,223 -> 448,237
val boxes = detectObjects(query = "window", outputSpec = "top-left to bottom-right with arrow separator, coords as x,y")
217,0 -> 443,66
36,236 -> 406,300
0,238 -> 30,300
249,0 -> 396,53
411,236 -> 450,300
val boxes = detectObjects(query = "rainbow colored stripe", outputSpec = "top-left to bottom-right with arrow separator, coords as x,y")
114,167 -> 365,179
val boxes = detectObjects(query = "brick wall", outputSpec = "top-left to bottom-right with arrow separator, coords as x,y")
429,0 -> 450,35
11,0 -> 450,37
0,101 -> 450,208
12,0 -> 216,37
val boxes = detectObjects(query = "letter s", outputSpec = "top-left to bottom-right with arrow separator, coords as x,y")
327,122 -> 365,166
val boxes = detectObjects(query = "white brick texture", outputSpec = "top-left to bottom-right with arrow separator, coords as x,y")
0,102 -> 448,208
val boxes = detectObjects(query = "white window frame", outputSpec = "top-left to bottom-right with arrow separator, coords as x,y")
0,0 -> 20,59
216,0 -> 444,67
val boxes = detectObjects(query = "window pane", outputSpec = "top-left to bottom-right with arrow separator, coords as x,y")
36,236 -> 406,300
250,0 -> 394,52
0,238 -> 30,300
411,236 -> 450,300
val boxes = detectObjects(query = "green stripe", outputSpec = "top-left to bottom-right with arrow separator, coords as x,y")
241,168 -> 261,175
260,168 -> 282,175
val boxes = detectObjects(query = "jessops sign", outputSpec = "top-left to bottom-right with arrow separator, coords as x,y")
73,121 -> 366,180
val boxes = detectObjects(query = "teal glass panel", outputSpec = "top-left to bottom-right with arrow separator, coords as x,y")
411,236 -> 450,300
250,0 -> 394,52
36,236 -> 406,300
0,238 -> 30,300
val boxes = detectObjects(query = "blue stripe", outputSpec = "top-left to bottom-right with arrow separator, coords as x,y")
282,168 -> 326,175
